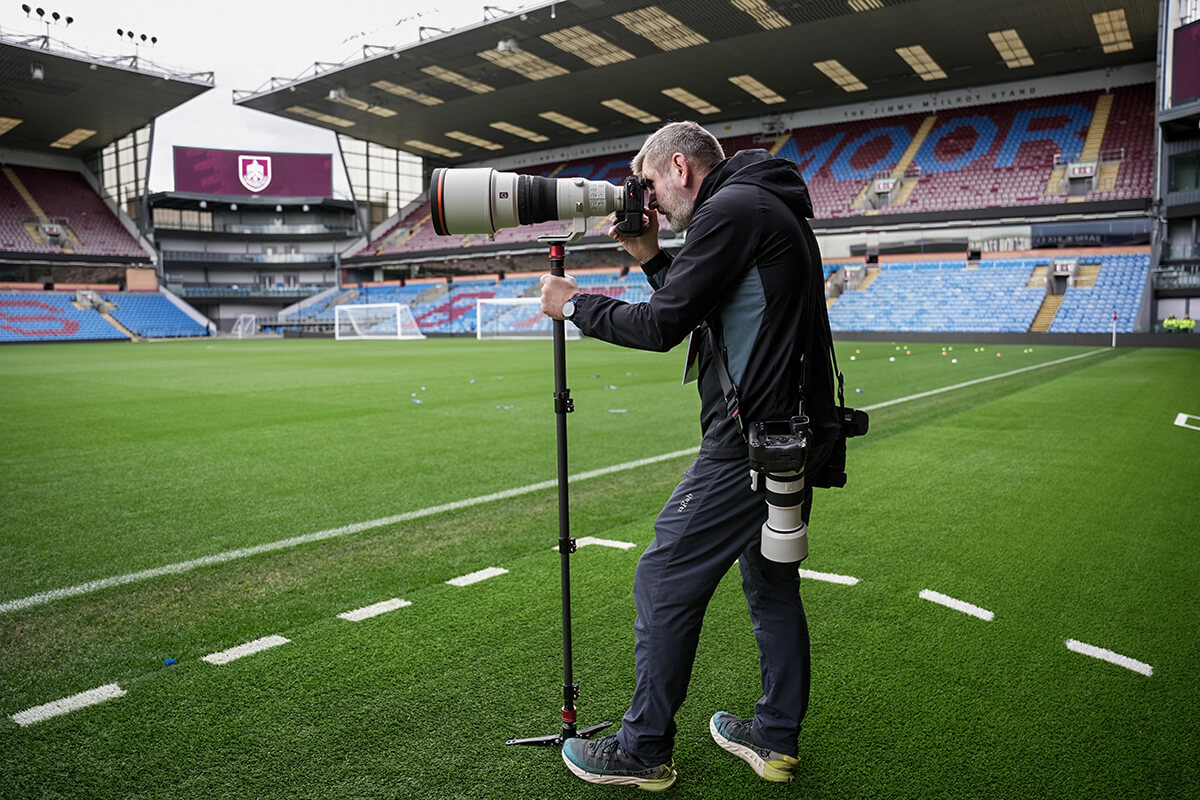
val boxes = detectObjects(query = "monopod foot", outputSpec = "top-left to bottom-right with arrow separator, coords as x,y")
505,720 -> 612,747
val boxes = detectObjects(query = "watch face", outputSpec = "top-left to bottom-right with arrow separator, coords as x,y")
562,300 -> 576,318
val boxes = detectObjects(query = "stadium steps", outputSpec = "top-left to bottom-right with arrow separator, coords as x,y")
1080,94 -> 1113,162
3,166 -> 48,219
98,309 -> 138,340
1045,164 -> 1066,196
1096,162 -> 1121,192
768,133 -> 794,156
888,116 -> 938,208
1054,93 -> 1113,202
1074,264 -> 1101,288
851,115 -> 935,210
855,267 -> 881,291
5,168 -> 81,253
1029,294 -> 1063,333
391,213 -> 430,250
1027,265 -> 1048,288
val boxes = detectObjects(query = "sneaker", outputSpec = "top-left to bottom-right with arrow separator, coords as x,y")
709,712 -> 799,783
561,734 -> 677,791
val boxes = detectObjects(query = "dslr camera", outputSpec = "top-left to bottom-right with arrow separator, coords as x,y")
430,168 -> 649,240
747,405 -> 869,563
810,407 -> 870,489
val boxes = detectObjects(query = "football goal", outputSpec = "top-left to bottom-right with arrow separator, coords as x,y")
476,297 -> 581,340
230,314 -> 257,339
335,303 -> 425,340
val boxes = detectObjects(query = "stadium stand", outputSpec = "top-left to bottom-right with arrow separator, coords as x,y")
5,166 -> 146,258
826,247 -> 1151,334
0,292 -> 127,342
102,293 -> 208,339
1049,250 -> 1151,333
356,85 -> 1154,260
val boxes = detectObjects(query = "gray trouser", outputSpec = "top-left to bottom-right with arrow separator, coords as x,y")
615,454 -> 813,763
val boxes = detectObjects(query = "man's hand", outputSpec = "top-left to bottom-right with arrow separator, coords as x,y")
607,210 -> 661,263
540,273 -> 579,320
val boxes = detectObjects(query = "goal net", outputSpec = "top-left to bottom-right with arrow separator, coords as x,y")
231,314 -> 256,339
335,303 -> 425,340
477,297 -> 581,340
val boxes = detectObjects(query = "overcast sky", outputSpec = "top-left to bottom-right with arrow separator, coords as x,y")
3,1 -> 543,190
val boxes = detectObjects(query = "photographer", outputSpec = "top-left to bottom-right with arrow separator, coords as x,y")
540,121 -> 839,789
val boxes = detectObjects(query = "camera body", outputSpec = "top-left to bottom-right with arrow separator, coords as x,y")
747,416 -> 810,564
809,407 -> 869,489
747,416 -> 808,476
613,176 -> 648,237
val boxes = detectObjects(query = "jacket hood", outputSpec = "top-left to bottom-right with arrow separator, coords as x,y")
697,148 -> 814,219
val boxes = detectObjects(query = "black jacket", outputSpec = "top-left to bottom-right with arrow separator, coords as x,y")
571,149 -> 839,459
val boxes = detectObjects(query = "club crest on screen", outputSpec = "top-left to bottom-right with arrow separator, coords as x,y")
238,155 -> 272,192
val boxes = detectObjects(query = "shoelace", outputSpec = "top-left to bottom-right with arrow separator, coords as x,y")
589,735 -> 622,759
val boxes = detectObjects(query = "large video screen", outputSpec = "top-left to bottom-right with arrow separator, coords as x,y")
1174,19 -> 1200,106
173,146 -> 333,197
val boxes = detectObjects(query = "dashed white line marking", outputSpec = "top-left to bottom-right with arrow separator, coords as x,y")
337,598 -> 412,622
1066,639 -> 1153,676
799,569 -> 860,585
919,589 -> 995,621
446,567 -> 508,587
202,635 -> 290,665
550,536 -> 637,551
10,683 -> 126,727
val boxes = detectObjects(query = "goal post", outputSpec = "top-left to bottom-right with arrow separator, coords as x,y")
477,297 -> 581,340
231,314 -> 256,338
335,303 -> 425,340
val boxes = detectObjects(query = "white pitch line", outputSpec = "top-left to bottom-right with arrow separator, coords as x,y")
0,448 -> 697,616
1,349 -> 1108,616
550,536 -> 637,551
446,566 -> 508,587
10,683 -> 126,727
919,589 -> 995,621
799,568 -> 860,585
337,598 -> 412,622
1174,412 -> 1200,431
202,635 -> 290,665
1065,639 -> 1153,676
859,349 -> 1105,412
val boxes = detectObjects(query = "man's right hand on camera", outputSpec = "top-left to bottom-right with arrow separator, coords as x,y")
608,210 -> 661,264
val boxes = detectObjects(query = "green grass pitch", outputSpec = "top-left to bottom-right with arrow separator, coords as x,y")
1,337 -> 1198,799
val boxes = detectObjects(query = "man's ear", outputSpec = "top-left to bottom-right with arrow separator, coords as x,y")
672,153 -> 692,186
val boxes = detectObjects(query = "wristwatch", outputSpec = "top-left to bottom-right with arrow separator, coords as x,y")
561,293 -> 581,319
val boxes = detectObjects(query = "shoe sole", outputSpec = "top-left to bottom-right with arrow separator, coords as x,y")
709,715 -> 794,783
561,748 -> 678,791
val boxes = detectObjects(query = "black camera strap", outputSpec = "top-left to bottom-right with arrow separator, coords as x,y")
705,321 -> 745,439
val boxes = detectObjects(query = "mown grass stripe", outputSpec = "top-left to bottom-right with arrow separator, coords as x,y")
10,683 -> 126,727
859,349 -> 1105,412
0,448 -> 696,616
0,352 -> 1104,618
